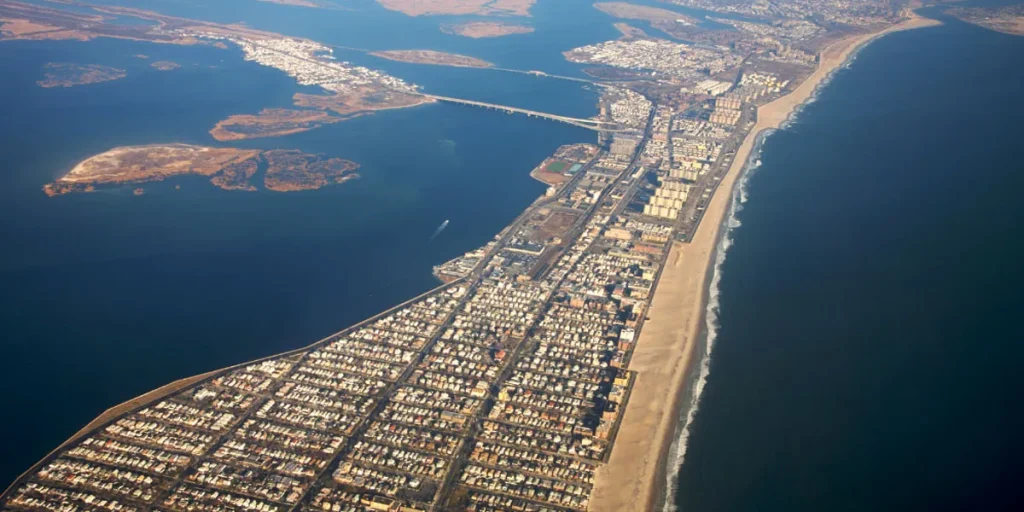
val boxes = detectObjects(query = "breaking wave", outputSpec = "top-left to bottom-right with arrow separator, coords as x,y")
658,33 -> 873,512
658,129 -> 767,512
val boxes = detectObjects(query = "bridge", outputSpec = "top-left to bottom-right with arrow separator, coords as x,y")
421,94 -> 629,132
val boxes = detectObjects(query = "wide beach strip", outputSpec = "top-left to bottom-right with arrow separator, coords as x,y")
589,12 -> 942,512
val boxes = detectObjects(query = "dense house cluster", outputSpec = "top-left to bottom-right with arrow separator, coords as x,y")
565,39 -> 742,82
661,0 -> 900,26
1,118 -> 693,510
2,285 -> 470,512
605,89 -> 652,130
188,33 -> 420,97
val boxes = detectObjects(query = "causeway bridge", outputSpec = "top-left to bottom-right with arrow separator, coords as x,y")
422,94 -> 628,132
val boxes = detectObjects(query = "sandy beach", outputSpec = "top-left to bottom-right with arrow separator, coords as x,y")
589,12 -> 941,512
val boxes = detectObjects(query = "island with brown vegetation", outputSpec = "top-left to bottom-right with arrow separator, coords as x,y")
370,49 -> 494,68
36,63 -> 126,88
375,0 -> 535,17
210,108 -> 342,141
43,144 -> 358,196
211,86 -> 433,140
441,21 -> 534,38
947,4 -> 1024,36
262,149 -> 359,191
150,60 -> 180,71
207,71 -> 435,140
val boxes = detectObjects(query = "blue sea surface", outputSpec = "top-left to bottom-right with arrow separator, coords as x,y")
672,9 -> 1024,512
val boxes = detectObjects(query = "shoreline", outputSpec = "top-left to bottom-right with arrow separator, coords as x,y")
589,11 -> 941,512
0,278 -> 466,499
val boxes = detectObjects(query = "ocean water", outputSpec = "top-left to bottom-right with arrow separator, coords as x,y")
671,10 -> 1024,512
0,34 -> 597,485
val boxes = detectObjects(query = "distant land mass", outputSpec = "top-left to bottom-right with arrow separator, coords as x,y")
375,0 -> 536,17
441,21 -> 534,38
370,49 -> 494,67
36,62 -> 126,88
256,0 -> 344,8
2,1 -> 437,139
43,144 -> 359,196
947,4 -> 1024,36
595,1 -> 734,44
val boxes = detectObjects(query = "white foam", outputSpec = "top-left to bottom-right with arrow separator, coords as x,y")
658,34 -> 880,511
658,127 -> 767,512
657,42 -> 875,511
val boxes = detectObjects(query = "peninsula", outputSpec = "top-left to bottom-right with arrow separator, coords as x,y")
613,22 -> 650,40
441,21 -> 534,38
42,144 -> 359,196
2,1 -> 949,512
370,49 -> 494,68
36,62 -> 126,88
947,4 -> 1024,36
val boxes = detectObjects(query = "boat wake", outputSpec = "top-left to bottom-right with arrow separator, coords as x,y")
429,219 -> 449,241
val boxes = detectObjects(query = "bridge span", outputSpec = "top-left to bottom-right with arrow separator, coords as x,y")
421,94 -> 629,132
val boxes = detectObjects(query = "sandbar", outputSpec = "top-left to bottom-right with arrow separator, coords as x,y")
371,49 -> 493,68
441,21 -> 534,38
589,12 -> 941,512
